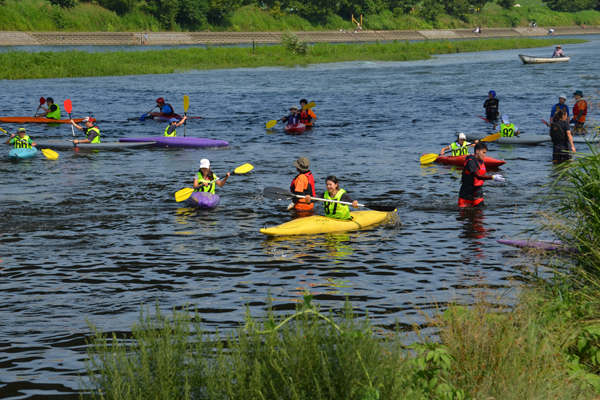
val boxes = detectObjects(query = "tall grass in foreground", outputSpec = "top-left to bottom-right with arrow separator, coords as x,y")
0,38 -> 587,80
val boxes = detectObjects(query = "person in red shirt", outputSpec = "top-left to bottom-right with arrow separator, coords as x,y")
289,156 -> 315,214
571,90 -> 587,132
458,143 -> 505,208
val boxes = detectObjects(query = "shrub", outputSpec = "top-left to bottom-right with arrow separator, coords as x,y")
281,29 -> 310,55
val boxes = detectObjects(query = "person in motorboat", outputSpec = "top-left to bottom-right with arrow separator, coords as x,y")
440,133 -> 479,156
298,99 -> 317,127
156,97 -> 175,117
289,156 -> 315,214
304,175 -> 359,220
163,116 -> 187,137
281,106 -> 301,125
458,142 -> 505,208
571,90 -> 588,132
5,127 -> 36,148
483,90 -> 499,121
71,117 -> 100,144
193,159 -> 230,194
549,93 -> 569,125
552,45 -> 565,57
39,97 -> 61,120
549,110 -> 576,163
497,115 -> 521,137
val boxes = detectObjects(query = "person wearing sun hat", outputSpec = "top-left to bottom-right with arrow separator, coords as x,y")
550,93 -> 570,125
440,133 -> 479,156
552,45 -> 565,58
281,105 -> 300,125
289,156 -> 315,213
163,116 -> 187,137
498,115 -> 521,137
571,90 -> 587,131
70,117 -> 100,144
193,159 -> 230,194
5,127 -> 36,149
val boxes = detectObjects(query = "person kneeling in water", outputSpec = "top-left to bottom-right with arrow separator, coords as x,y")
458,142 -> 505,208
305,175 -> 359,220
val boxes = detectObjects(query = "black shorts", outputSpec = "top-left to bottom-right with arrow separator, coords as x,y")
552,140 -> 572,162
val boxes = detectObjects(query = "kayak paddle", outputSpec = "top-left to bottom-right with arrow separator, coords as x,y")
183,95 -> 189,137
262,187 -> 396,212
265,102 -> 315,130
481,133 -> 501,142
174,163 -> 255,202
542,118 -> 550,127
33,97 -> 45,117
420,153 -> 438,164
302,102 -> 316,110
140,105 -> 157,121
1,127 -> 59,160
266,120 -> 278,129
64,99 -> 76,148
476,115 -> 494,124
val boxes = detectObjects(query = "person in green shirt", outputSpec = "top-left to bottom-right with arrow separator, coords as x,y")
5,127 -> 36,148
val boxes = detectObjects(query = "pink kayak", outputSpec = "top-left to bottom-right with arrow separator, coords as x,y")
284,123 -> 306,135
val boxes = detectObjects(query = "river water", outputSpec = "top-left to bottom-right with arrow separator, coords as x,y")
1,38 -> 598,399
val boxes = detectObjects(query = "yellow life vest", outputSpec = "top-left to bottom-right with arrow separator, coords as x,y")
86,126 -> 101,143
164,125 -> 176,137
450,141 -> 469,156
13,135 -> 32,149
324,189 -> 351,220
46,104 -> 61,120
195,172 -> 217,194
500,123 -> 515,137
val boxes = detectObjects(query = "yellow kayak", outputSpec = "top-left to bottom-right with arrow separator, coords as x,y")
260,210 -> 394,236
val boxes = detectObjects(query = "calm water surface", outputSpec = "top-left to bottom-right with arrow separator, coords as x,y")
1,39 -> 599,399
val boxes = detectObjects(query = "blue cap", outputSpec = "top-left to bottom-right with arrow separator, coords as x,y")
489,90 -> 496,98
169,118 -> 178,123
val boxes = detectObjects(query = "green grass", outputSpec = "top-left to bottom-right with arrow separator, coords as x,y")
0,37 -> 587,80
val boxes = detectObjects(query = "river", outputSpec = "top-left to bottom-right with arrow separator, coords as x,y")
0,37 -> 598,399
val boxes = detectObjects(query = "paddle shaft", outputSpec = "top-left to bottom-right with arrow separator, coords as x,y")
293,193 -> 363,208
33,97 -> 45,117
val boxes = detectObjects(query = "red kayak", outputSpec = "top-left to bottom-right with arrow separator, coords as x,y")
430,154 -> 506,167
0,117 -> 95,124
284,123 -> 306,135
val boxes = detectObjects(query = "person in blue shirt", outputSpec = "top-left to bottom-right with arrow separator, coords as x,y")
549,93 -> 570,125
156,97 -> 175,117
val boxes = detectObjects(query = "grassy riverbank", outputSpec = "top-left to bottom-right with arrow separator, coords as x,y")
1,1 -> 600,32
82,149 -> 600,400
0,37 -> 587,80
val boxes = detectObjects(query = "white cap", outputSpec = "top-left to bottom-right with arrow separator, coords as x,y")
559,93 -> 567,99
501,115 -> 509,124
198,159 -> 210,169
458,133 -> 466,140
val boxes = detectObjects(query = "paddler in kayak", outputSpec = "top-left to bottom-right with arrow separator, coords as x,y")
156,98 -> 175,117
304,175 -> 359,220
164,116 -> 187,137
281,106 -> 300,125
193,159 -> 230,193
5,127 -> 36,148
440,133 -> 479,156
70,117 -> 101,144
289,156 -> 315,214
549,93 -> 569,125
571,90 -> 587,132
483,91 -> 499,121
458,143 -> 505,208
39,97 -> 61,120
497,115 -> 521,137
299,99 -> 317,127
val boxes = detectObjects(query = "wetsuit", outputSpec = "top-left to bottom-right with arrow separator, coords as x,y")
458,155 -> 492,208
550,119 -> 572,162
483,98 -> 499,120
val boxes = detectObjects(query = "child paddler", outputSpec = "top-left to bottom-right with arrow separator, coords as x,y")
440,133 -> 479,156
304,175 -> 359,220
193,159 -> 230,193
5,127 -> 36,148
164,116 -> 187,137
497,115 -> 521,137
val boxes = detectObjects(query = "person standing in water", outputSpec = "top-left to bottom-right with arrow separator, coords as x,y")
571,90 -> 587,132
549,93 -> 569,125
458,142 -> 505,208
483,91 -> 499,121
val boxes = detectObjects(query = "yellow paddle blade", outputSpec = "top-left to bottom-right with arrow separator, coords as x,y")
0,126 -> 7,134
420,153 -> 438,164
302,102 -> 316,110
175,188 -> 194,202
40,148 -> 59,160
481,133 -> 501,142
183,95 -> 189,112
234,163 -> 254,174
266,120 -> 277,129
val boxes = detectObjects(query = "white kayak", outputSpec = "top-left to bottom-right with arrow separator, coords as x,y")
572,134 -> 600,143
519,54 -> 570,64
461,132 -> 552,145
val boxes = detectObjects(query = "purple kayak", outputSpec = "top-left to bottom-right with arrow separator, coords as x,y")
120,136 -> 229,148
497,238 -> 577,253
186,192 -> 220,209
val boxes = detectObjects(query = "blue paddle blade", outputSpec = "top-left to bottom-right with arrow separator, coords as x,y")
140,113 -> 147,121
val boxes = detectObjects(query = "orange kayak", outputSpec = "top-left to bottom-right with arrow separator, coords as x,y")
0,117 -> 95,124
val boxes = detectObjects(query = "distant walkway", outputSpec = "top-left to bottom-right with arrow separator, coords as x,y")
0,26 -> 598,46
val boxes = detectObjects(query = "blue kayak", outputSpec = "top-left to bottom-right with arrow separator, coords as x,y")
9,147 -> 37,160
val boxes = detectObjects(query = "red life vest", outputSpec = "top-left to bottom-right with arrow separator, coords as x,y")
299,110 -> 312,125
290,171 -> 315,197
463,155 -> 486,187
